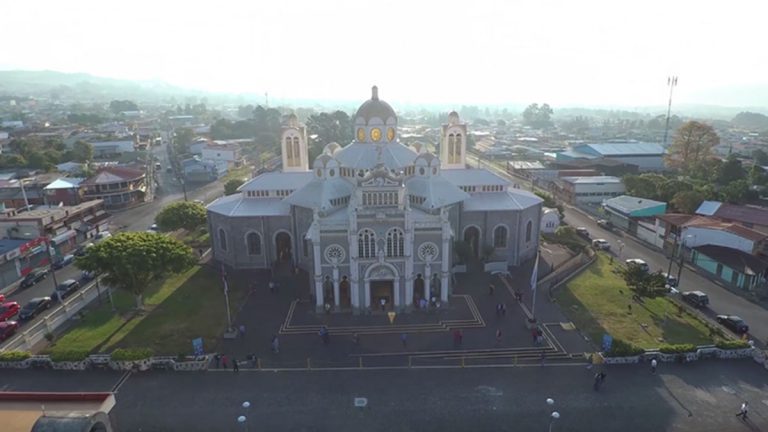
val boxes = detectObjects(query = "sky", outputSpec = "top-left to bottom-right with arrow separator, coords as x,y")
3,0 -> 767,108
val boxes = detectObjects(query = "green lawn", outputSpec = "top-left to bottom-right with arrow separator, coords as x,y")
47,265 -> 248,356
556,253 -> 713,349
222,165 -> 252,183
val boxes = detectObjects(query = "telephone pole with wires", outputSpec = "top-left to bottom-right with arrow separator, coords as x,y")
662,76 -> 678,147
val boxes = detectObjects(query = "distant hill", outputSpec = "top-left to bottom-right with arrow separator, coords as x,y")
731,111 -> 768,130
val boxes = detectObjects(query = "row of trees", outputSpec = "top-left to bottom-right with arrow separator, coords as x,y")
1,138 -> 93,171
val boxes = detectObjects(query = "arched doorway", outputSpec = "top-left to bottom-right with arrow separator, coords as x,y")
323,275 -> 334,306
464,226 -> 480,259
413,274 -> 425,305
340,276 -> 351,308
275,232 -> 292,262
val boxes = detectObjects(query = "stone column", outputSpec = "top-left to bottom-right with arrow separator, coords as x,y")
424,262 -> 432,300
405,273 -> 414,309
364,278 -> 371,309
394,278 -> 401,311
332,266 -> 340,309
313,240 -> 323,311
440,271 -> 450,303
441,214 -> 451,304
404,209 -> 414,308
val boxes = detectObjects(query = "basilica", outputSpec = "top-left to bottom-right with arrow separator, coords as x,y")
207,87 -> 542,314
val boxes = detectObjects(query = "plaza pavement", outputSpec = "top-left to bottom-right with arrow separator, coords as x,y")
2,360 -> 766,431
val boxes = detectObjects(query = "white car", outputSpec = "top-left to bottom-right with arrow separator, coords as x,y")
592,239 -> 610,250
625,259 -> 649,272
94,231 -> 112,242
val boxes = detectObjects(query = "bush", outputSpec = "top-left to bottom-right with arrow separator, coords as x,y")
715,340 -> 751,350
659,343 -> 697,354
0,351 -> 31,361
49,349 -> 90,362
604,339 -> 644,357
111,348 -> 154,361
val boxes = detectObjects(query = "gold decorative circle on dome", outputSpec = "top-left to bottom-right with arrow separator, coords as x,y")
371,128 -> 382,142
357,128 -> 366,142
386,127 -> 395,141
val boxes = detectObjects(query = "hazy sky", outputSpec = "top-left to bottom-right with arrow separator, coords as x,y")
3,0 -> 767,107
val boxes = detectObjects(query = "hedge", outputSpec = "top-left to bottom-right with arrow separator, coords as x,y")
0,351 -> 31,361
715,340 -> 751,350
658,344 -> 697,354
111,348 -> 154,361
604,339 -> 644,357
49,349 -> 90,362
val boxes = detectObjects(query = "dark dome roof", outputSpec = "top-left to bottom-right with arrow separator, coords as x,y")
355,86 -> 396,124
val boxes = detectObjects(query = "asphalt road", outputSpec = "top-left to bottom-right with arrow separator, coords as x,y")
2,361 -> 767,431
2,140 -> 226,344
467,153 -> 768,346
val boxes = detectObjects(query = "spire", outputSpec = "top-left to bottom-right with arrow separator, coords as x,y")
371,85 -> 379,100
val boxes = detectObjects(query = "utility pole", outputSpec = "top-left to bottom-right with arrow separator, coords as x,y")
662,76 -> 678,148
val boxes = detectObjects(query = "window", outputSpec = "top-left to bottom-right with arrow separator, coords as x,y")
285,137 -> 293,164
218,228 -> 227,251
386,228 -> 404,257
447,134 -> 456,164
246,232 -> 262,255
525,220 -> 533,242
494,225 -> 508,248
358,229 -> 376,258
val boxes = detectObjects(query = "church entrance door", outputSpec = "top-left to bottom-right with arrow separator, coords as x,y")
370,280 -> 394,311
275,232 -> 292,262
464,226 -> 480,259
340,278 -> 351,308
413,275 -> 425,305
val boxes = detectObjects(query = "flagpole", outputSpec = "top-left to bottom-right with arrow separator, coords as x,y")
222,264 -> 233,331
531,252 -> 540,321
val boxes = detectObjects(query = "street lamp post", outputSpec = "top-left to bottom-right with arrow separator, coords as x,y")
617,241 -> 625,260
675,235 -> 695,285
546,398 -> 559,432
46,240 -> 61,302
237,401 -> 251,431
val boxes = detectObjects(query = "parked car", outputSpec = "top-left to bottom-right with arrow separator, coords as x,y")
74,242 -> 94,257
20,268 -> 48,288
576,227 -> 590,238
0,321 -> 19,341
51,279 -> 81,301
592,239 -> 611,250
716,315 -> 749,334
625,259 -> 649,272
80,271 -> 95,282
166,166 -> 173,173
149,223 -> 159,231
0,302 -> 21,321
19,297 -> 52,321
193,199 -> 204,205
596,219 -> 613,229
681,291 -> 709,308
52,254 -> 75,270
94,231 -> 112,242
661,272 -> 678,288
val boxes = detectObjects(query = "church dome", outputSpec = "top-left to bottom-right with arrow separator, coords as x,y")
355,86 -> 397,126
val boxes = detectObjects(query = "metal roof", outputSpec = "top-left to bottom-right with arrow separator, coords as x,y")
440,168 -> 509,186
559,176 -> 623,184
575,142 -> 665,156
695,200 -> 722,216
206,194 -> 291,217
334,142 -> 417,170
604,195 -> 666,214
238,172 -> 313,191
462,190 -> 542,212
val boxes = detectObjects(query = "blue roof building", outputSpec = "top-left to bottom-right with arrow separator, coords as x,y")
557,141 -> 666,171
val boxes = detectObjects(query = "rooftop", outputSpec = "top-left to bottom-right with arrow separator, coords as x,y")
462,190 -> 542,212
574,142 -> 666,156
81,166 -> 144,185
559,176 -> 623,184
206,194 -> 291,217
684,216 -> 768,242
604,195 -> 666,214
43,178 -> 84,190
239,172 -> 313,191
441,168 -> 509,187
694,245 -> 768,275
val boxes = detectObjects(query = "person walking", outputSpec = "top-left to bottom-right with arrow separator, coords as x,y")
380,298 -> 386,312
319,326 -> 330,344
488,284 -> 495,295
650,358 -> 657,374
239,324 -> 246,338
400,333 -> 408,348
736,401 -> 749,421
540,349 -> 546,365
221,355 -> 229,369
352,333 -> 360,346
271,335 -> 280,354
531,328 -> 538,345
495,329 -> 502,346
232,358 -> 239,372
501,303 -> 507,316
269,280 -> 275,294
496,303 -> 503,317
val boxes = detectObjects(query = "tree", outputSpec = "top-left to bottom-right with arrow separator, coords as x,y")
306,111 -> 353,160
665,121 -> 719,174
155,201 -> 207,231
224,179 -> 244,196
522,103 -> 554,129
658,179 -> 693,203
752,149 -> 768,166
616,265 -> 667,297
76,232 -> 196,309
623,174 -> 664,200
671,190 -> 706,213
71,140 -> 93,163
109,100 -> 139,114
173,128 -> 194,154
749,164 -> 768,187
731,112 -> 768,130
717,155 -> 746,184
720,179 -> 753,204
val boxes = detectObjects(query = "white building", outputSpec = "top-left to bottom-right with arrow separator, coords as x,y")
207,87 -> 543,314
553,176 -> 625,204
540,207 -> 560,233
202,142 -> 243,167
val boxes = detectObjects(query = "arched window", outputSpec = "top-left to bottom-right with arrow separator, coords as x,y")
454,133 -> 462,161
358,229 -> 376,258
525,220 -> 533,242
246,232 -> 262,255
386,228 -> 404,257
493,225 -> 508,248
447,134 -> 456,164
218,228 -> 227,251
292,137 -> 300,166
285,137 -> 293,165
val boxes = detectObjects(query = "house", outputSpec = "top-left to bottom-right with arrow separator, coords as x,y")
189,138 -> 208,155
55,161 -> 85,174
81,166 -> 147,209
43,177 -> 84,206
555,142 -> 665,171
550,157 -> 640,177
658,213 -> 768,256
691,245 -> 768,291
540,207 -> 560,233
182,157 -> 226,183
603,195 -> 667,231
88,140 -> 136,158
552,176 -> 625,204
202,141 -> 244,167
695,201 -> 768,235
0,238 -> 49,288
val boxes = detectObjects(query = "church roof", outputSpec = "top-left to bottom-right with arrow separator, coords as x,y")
405,176 -> 469,209
238,171 -> 314,191
334,142 -> 417,171
285,176 -> 355,211
440,168 -> 509,187
462,190 -> 542,212
206,194 -> 291,217
354,86 -> 396,124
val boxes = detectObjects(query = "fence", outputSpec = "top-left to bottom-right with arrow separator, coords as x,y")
1,277 -> 105,352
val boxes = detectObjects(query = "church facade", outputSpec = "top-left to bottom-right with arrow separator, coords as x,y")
207,87 -> 543,313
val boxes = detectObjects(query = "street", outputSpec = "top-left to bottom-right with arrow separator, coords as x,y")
467,153 -> 768,347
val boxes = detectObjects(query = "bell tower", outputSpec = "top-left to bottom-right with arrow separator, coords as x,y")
280,114 -> 309,172
440,111 -> 467,169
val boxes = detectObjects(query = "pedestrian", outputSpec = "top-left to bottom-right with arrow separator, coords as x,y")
401,333 -> 408,347
221,355 -> 229,369
352,333 -> 360,345
239,324 -> 246,338
650,358 -> 657,374
214,354 -> 221,368
380,298 -> 386,312
324,303 -> 331,314
232,358 -> 239,372
593,372 -> 602,391
531,328 -> 538,345
736,401 -> 748,421
458,329 -> 463,345
496,303 -> 503,317
271,335 -> 279,354
319,326 -> 330,344
501,303 -> 507,316
269,281 -> 275,294
489,284 -> 495,295
540,349 -> 546,365
495,329 -> 502,346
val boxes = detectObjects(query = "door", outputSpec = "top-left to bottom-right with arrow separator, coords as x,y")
371,280 -> 394,310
